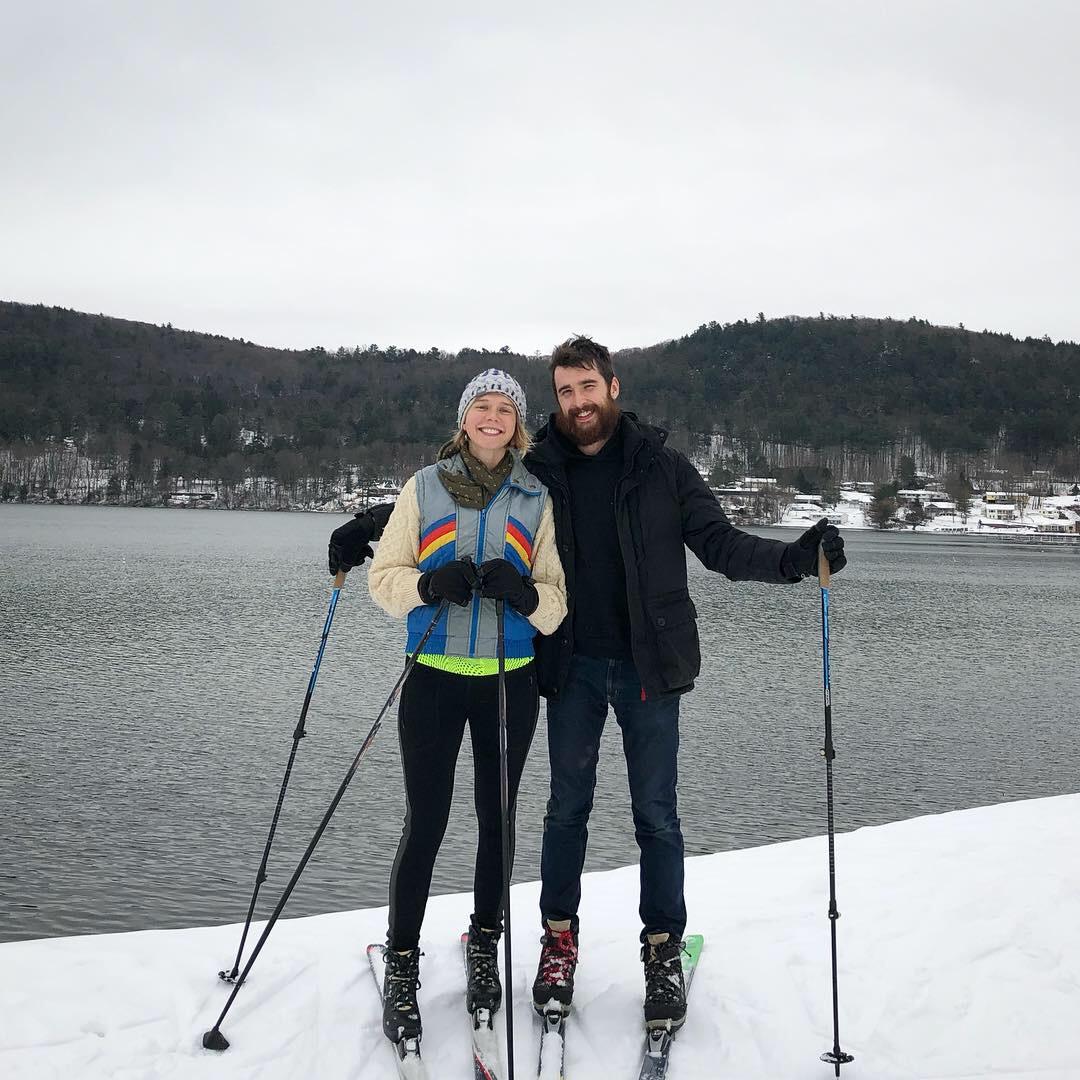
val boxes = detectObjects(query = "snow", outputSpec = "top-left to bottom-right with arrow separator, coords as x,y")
780,494 -> 871,530
776,490 -> 1080,535
2,794 -> 1079,1080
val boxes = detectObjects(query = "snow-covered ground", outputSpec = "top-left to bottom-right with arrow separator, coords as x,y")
3,794 -> 1078,1079
779,492 -> 872,529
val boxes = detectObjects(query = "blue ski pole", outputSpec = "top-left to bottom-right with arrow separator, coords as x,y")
204,598 -> 450,1051
817,548 -> 853,1076
219,570 -> 347,983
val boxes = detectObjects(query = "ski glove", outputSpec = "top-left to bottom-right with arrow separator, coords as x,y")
478,558 -> 539,617
327,502 -> 395,575
418,558 -> 480,607
782,517 -> 847,580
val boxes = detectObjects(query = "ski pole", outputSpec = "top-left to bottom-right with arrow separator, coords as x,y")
495,598 -> 516,1080
219,570 -> 348,983
202,599 -> 450,1053
816,548 -> 854,1076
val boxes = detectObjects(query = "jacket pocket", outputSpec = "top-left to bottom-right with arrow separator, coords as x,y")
646,591 -> 700,688
647,590 -> 697,629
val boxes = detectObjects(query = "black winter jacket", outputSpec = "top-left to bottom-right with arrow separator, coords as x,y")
524,413 -> 797,699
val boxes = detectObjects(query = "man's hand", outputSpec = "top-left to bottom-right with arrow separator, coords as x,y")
327,502 -> 396,575
783,517 -> 847,580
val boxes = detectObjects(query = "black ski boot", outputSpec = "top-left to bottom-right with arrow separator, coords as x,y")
465,918 -> 502,1014
641,935 -> 687,1030
382,946 -> 422,1044
532,922 -> 578,1015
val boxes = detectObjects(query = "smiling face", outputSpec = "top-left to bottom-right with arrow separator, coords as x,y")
462,392 -> 519,456
553,363 -> 621,451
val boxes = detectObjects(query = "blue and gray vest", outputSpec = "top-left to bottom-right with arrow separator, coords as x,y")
406,452 -> 548,659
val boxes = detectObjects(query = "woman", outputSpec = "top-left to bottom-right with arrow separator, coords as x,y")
366,369 -> 567,1047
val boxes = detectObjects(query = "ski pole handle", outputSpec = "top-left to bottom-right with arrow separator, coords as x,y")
818,546 -> 830,589
333,570 -> 346,589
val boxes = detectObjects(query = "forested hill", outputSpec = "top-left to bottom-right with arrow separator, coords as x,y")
1,302 -> 1077,477
626,316 -> 1078,462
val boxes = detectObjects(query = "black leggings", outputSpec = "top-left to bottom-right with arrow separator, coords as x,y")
387,660 -> 539,949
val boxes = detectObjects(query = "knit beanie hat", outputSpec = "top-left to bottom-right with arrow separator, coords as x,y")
456,368 -> 527,429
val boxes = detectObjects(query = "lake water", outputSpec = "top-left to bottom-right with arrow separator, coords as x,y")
1,505 -> 1077,943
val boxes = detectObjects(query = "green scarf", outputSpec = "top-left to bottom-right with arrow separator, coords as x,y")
435,445 -> 512,510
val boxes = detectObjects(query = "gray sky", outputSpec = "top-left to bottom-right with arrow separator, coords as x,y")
2,1 -> 1077,352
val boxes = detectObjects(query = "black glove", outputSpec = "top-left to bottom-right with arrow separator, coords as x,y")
366,502 -> 395,537
478,558 -> 539,616
327,502 -> 395,575
782,517 -> 847,580
418,558 -> 480,607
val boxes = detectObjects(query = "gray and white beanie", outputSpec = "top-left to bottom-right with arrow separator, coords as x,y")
456,368 -> 527,429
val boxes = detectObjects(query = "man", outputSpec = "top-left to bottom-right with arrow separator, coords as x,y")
523,336 -> 846,1032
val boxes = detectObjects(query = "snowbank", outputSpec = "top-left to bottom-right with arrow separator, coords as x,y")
2,794 -> 1078,1079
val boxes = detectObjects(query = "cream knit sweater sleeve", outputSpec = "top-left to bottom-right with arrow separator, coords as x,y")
528,497 -> 568,636
367,475 -> 424,618
367,474 -> 568,636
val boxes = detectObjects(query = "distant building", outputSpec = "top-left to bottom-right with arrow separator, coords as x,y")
167,479 -> 218,507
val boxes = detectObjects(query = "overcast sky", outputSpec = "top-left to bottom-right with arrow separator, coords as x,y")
2,1 -> 1077,353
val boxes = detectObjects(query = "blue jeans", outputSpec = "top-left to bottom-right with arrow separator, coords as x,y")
539,654 -> 686,941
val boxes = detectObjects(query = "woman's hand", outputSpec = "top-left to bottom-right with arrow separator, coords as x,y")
418,559 -> 480,607
478,558 -> 539,616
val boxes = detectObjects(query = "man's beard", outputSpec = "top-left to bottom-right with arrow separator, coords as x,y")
555,394 -> 621,448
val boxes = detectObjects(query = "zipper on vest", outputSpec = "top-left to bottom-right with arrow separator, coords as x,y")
468,500 -> 491,655
468,476 -> 522,656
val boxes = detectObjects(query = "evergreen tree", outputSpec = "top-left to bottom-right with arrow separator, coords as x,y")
906,498 -> 929,529
156,457 -> 173,496
898,455 -> 922,488
709,461 -> 736,487
943,472 -> 973,519
869,485 -> 899,529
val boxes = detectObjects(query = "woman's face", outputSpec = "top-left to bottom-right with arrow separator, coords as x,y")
462,392 -> 518,454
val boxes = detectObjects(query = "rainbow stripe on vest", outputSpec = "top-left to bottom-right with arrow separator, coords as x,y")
418,514 -> 457,566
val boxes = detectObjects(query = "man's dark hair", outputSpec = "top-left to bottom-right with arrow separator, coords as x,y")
549,335 -> 615,388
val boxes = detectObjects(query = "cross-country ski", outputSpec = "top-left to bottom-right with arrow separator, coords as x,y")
536,1007 -> 566,1080
368,943 -> 429,1080
462,930 -> 505,1080
636,935 -> 704,1080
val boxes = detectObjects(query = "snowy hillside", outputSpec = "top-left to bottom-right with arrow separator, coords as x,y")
2,795 -> 1078,1080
